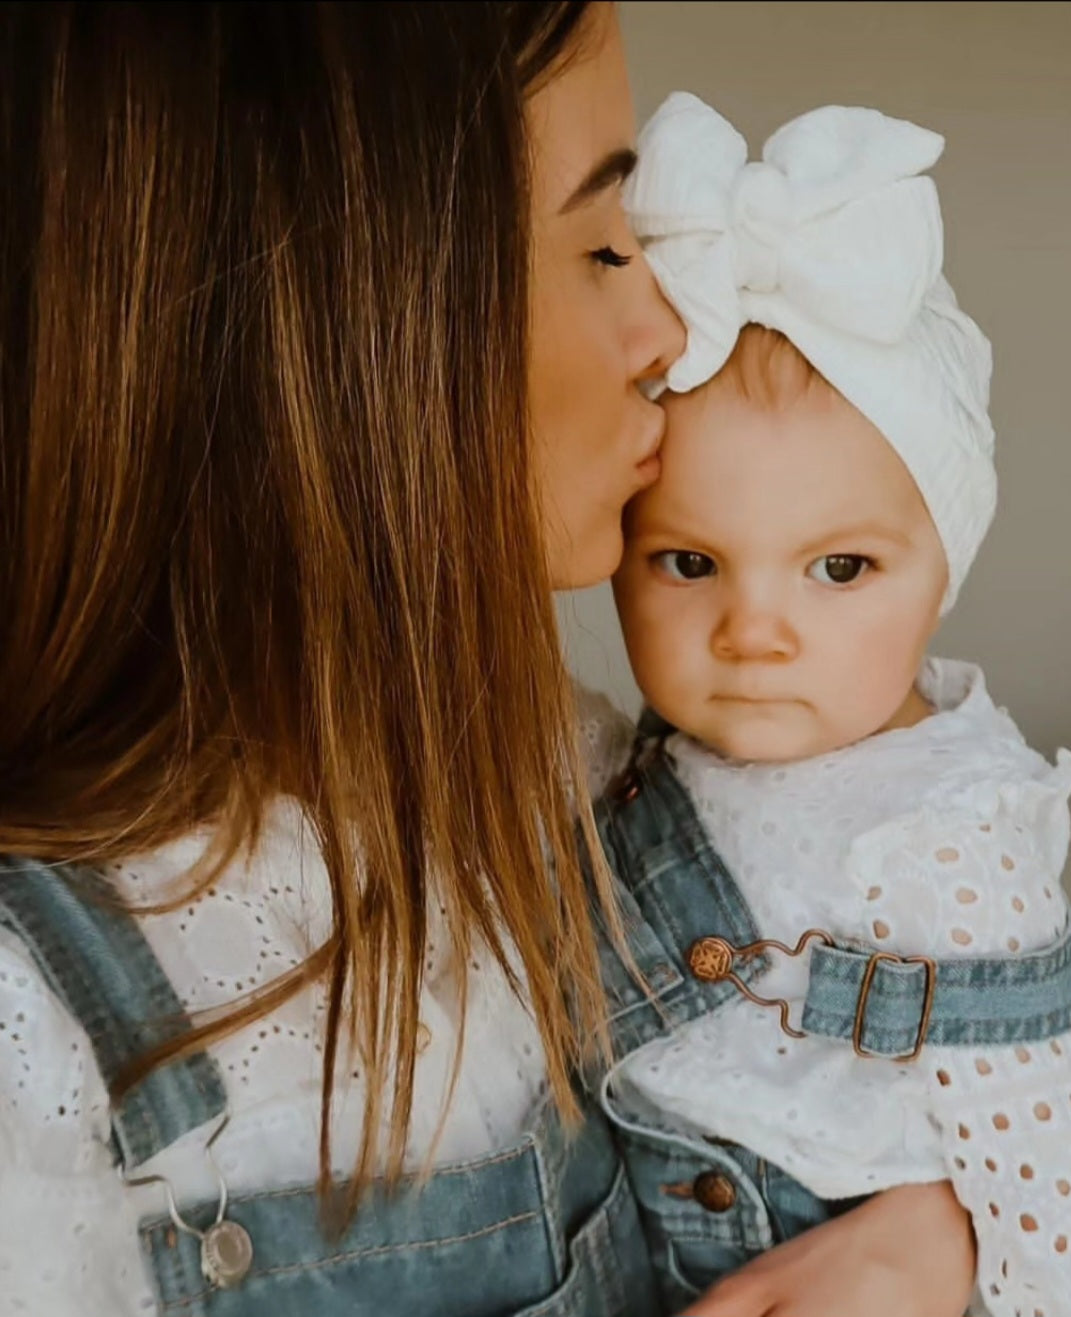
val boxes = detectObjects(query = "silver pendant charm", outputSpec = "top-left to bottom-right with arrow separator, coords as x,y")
201,1218 -> 254,1289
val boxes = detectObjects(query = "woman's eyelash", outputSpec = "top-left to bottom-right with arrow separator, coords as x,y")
590,246 -> 632,269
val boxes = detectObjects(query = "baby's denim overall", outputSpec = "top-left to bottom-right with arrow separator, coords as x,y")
585,745 -> 1071,1316
0,857 -> 661,1317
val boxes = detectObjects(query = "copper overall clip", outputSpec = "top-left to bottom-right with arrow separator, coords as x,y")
687,929 -> 835,1039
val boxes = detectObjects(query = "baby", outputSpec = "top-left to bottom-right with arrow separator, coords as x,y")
588,94 -> 1071,1317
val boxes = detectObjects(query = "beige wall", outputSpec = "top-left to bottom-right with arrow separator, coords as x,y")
559,0 -> 1071,762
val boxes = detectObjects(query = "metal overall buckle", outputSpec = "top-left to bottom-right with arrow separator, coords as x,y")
852,951 -> 937,1062
686,929 -> 835,1039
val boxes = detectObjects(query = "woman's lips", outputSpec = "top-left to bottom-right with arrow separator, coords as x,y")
634,413 -> 666,485
634,452 -> 662,486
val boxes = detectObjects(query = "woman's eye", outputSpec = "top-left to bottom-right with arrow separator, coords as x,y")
589,245 -> 632,269
653,551 -> 716,582
807,554 -> 872,586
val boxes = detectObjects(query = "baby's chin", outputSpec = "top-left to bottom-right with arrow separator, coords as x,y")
674,708 -> 846,765
649,682 -> 931,764
700,731 -> 819,765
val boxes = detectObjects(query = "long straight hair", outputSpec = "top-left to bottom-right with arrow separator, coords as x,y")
0,0 -> 613,1221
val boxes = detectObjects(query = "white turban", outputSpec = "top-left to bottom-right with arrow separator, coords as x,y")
626,92 -> 996,611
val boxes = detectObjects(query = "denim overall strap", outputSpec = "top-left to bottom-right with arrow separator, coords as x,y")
590,751 -> 771,1058
803,920 -> 1071,1057
0,855 -> 226,1168
592,750 -> 1071,1064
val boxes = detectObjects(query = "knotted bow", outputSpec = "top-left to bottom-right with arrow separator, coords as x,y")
626,94 -> 947,393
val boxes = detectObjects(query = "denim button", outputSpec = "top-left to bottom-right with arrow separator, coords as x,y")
693,1171 -> 736,1212
688,937 -> 733,982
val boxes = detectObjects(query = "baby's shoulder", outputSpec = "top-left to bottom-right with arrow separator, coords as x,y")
845,732 -> 1071,957
869,658 -> 1069,823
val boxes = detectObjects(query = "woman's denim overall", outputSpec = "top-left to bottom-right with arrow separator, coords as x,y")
584,746 -> 1071,1315
0,858 -> 661,1317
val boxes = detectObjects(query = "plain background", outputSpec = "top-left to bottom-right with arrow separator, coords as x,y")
558,1 -> 1071,766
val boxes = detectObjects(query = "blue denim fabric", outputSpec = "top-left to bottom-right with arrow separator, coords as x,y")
141,1097 -> 656,1317
588,753 -> 771,1061
0,857 -> 661,1317
803,923 -> 1071,1053
599,1080 -> 865,1317
584,746 -> 1071,1312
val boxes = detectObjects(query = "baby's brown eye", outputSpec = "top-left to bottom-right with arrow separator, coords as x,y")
654,550 -> 716,581
808,554 -> 871,585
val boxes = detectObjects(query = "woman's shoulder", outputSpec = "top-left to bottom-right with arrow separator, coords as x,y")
0,924 -> 113,1156
0,931 -> 154,1314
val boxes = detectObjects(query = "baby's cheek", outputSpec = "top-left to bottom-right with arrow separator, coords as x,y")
628,624 -> 676,698
835,639 -> 922,738
863,583 -> 937,668
641,623 -> 708,718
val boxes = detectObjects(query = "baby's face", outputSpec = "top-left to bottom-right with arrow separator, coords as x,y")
613,379 -> 948,762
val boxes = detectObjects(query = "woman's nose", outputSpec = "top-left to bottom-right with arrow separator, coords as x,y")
629,255 -> 687,385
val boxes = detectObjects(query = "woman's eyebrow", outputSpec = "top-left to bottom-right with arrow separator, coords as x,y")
558,147 -> 638,214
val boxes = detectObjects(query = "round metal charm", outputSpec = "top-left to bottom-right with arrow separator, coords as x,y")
200,1219 -> 254,1289
687,935 -> 733,982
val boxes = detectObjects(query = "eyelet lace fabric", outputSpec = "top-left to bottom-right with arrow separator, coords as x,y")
611,658 -> 1071,1317
0,686 -> 631,1316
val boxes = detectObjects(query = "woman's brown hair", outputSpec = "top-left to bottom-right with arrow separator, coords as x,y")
0,0 -> 612,1221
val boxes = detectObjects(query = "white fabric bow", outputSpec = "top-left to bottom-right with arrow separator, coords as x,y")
626,94 -> 947,392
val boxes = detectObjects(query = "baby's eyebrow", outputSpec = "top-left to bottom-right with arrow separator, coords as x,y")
627,522 -> 717,552
798,523 -> 912,554
558,147 -> 638,214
